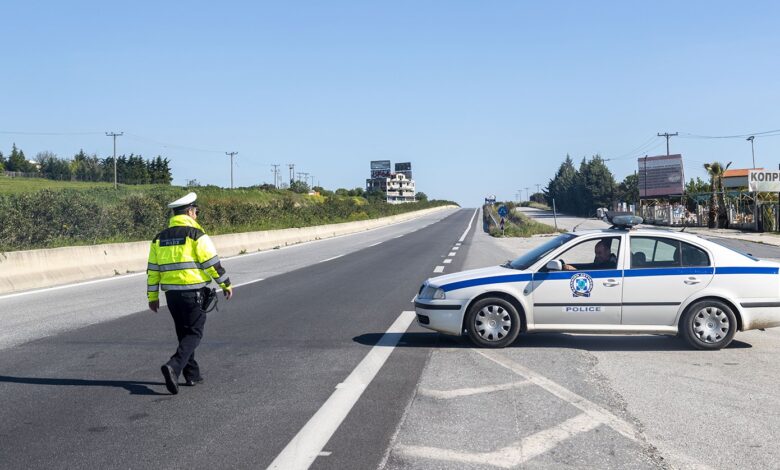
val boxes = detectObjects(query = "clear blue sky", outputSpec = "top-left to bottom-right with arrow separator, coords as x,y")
2,1 -> 779,206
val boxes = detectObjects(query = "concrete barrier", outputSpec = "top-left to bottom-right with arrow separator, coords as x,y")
0,206 -> 457,295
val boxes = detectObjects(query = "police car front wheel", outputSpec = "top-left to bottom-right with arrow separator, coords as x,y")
465,297 -> 521,348
680,300 -> 737,350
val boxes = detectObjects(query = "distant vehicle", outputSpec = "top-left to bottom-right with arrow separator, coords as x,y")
415,215 -> 780,350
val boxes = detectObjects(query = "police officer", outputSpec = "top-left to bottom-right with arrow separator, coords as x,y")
146,192 -> 233,395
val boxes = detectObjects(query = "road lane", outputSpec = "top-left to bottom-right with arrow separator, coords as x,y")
0,208 -> 457,351
0,208 -> 475,469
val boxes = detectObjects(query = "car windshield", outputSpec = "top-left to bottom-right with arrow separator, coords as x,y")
503,233 -> 577,270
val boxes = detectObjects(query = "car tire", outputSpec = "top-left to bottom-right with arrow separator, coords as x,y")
680,300 -> 737,350
465,297 -> 521,348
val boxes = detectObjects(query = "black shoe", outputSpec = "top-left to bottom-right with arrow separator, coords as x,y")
161,365 -> 179,395
184,376 -> 204,386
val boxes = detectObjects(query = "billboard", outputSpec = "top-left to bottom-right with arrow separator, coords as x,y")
748,170 -> 780,192
370,160 -> 392,179
638,154 -> 684,197
395,162 -> 412,180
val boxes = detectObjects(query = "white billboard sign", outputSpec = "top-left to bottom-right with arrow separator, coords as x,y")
748,170 -> 780,192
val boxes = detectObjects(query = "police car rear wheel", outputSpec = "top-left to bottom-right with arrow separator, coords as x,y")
465,298 -> 521,348
681,300 -> 736,350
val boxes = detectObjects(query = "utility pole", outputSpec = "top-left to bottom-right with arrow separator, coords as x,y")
657,132 -> 678,155
287,164 -> 295,185
535,183 -> 541,194
746,136 -> 756,168
105,132 -> 123,189
309,175 -> 315,188
524,187 -> 530,202
301,172 -> 309,185
296,172 -> 305,182
225,152 -> 238,189
271,164 -> 280,188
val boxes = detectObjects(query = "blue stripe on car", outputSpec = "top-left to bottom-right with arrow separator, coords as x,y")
440,274 -> 532,292
715,266 -> 779,275
623,267 -> 715,277
439,266 -> 777,292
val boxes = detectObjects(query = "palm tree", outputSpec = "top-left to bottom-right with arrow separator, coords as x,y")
703,161 -> 732,228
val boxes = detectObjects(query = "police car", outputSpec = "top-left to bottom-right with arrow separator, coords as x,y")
415,215 -> 780,350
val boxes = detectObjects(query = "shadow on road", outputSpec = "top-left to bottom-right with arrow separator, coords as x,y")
0,375 -> 166,395
353,332 -> 752,352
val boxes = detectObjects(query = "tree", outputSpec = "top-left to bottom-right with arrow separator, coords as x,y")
529,192 -> 546,204
685,177 -> 711,195
7,143 -> 36,173
0,151 -> 5,171
289,180 -> 310,193
617,173 -> 639,204
573,155 -> 616,216
703,161 -> 731,228
335,188 -> 349,197
37,151 -> 72,181
545,155 -> 577,214
415,191 -> 428,202
365,189 -> 386,203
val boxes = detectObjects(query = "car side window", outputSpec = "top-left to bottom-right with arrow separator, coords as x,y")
555,237 -> 620,271
681,242 -> 710,267
630,237 -> 710,268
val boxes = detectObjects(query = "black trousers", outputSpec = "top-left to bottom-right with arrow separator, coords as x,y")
164,290 -> 206,380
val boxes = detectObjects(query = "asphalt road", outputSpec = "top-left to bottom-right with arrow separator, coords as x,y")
5,207 -> 780,470
0,208 -> 475,469
382,209 -> 780,470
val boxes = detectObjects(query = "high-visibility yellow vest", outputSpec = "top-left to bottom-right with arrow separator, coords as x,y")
146,215 -> 231,301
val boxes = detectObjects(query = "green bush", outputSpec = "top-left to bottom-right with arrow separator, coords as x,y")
0,186 -> 457,251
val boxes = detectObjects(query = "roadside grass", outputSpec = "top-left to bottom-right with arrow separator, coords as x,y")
485,202 -> 558,238
0,177 -> 456,251
520,201 -> 552,211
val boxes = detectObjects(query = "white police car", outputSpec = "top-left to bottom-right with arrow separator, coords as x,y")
415,216 -> 780,350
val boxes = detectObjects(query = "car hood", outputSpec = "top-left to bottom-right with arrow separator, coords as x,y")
426,265 -> 524,288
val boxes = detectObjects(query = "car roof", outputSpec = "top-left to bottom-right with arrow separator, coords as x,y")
565,227 -> 707,242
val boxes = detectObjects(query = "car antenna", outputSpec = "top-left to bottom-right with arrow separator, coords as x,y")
572,211 -> 597,232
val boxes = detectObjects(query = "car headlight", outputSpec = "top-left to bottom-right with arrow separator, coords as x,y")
419,285 -> 446,300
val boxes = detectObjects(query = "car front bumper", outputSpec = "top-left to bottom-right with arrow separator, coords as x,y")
414,299 -> 466,336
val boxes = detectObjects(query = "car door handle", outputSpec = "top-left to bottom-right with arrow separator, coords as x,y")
684,277 -> 701,285
603,279 -> 620,287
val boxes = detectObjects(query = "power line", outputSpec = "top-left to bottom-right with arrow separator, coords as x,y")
0,130 -> 104,136
271,164 -> 281,188
679,128 -> 780,139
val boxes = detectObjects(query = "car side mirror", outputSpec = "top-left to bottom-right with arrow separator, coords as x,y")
546,260 -> 563,271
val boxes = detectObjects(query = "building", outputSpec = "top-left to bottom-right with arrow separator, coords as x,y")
723,168 -> 764,189
365,160 -> 417,203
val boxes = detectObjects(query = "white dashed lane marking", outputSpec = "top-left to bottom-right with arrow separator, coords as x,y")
443,259 -> 452,264
448,252 -> 456,256
433,266 -> 445,273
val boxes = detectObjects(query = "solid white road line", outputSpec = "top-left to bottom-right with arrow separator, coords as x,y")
458,209 -> 478,243
448,252 -> 456,256
394,412 -> 601,468
0,272 -> 146,301
232,278 -> 265,288
443,259 -> 452,264
320,254 -> 344,263
417,381 -> 530,400
433,266 -> 445,273
474,350 -> 638,439
368,241 -> 383,247
267,311 -> 416,470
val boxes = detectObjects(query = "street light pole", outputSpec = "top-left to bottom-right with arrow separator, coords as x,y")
747,136 -> 755,168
